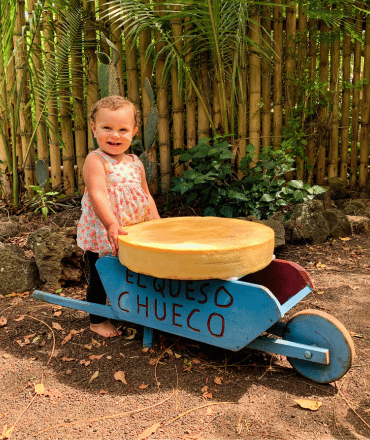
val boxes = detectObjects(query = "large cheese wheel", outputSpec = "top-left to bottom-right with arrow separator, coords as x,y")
118,216 -> 274,280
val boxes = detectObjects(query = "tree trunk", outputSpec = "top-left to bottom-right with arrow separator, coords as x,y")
44,10 -> 62,190
307,18 -> 317,184
261,3 -> 272,150
170,6 -> 185,177
316,20 -> 329,185
56,15 -> 75,196
285,2 -> 296,124
15,0 -> 35,193
328,24 -> 340,179
249,14 -> 261,163
83,0 -> 98,153
340,19 -> 351,183
350,15 -> 362,188
359,15 -> 370,188
272,0 -> 283,149
154,0 -> 171,192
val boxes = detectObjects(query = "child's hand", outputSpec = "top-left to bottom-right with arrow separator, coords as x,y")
107,223 -> 127,254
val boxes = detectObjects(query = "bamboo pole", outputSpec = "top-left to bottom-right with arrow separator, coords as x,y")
72,26 -> 87,195
56,15 -> 75,196
307,18 -> 317,184
237,53 -> 247,178
0,4 -> 11,188
83,0 -> 98,153
272,0 -> 283,149
316,20 -> 329,185
111,22 -> 125,98
296,5 -> 307,180
249,14 -> 261,162
154,0 -> 171,192
15,0 -> 36,192
197,55 -> 211,140
28,0 -> 49,185
350,15 -> 362,188
185,16 -> 196,150
212,77 -> 222,133
170,6 -> 185,177
285,2 -> 296,125
124,19 -> 140,117
359,15 -> 370,188
43,10 -> 62,190
328,24 -> 340,179
261,3 -> 271,149
139,0 -> 158,194
340,20 -> 351,183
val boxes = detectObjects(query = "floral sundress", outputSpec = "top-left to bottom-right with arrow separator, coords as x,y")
77,150 -> 153,255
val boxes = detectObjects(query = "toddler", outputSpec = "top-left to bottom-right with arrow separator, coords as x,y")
77,96 -> 160,337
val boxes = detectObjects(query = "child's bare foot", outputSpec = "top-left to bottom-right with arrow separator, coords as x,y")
90,321 -> 122,338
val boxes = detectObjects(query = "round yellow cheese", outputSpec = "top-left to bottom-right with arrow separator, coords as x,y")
118,216 -> 275,280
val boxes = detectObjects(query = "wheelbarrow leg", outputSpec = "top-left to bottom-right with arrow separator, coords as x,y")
143,327 -> 154,349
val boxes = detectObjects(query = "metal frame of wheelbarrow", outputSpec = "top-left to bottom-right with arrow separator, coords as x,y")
33,256 -> 355,384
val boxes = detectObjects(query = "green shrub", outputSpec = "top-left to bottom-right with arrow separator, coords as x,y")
172,136 -> 326,219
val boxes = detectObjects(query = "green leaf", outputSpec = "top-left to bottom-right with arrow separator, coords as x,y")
204,207 -> 217,216
288,180 -> 304,189
260,194 -> 275,202
227,190 -> 248,201
220,205 -> 234,218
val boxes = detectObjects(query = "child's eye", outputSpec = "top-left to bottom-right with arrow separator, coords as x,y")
120,128 -> 128,132
103,126 -> 111,130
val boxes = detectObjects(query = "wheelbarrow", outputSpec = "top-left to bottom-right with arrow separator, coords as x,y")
33,255 -> 355,384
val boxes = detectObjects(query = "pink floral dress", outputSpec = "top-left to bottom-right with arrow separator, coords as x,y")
77,151 -> 153,255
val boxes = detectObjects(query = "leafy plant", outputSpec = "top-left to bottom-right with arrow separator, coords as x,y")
172,137 -> 326,219
28,183 -> 60,220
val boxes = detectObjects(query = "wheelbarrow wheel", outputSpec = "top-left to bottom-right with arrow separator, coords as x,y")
282,309 -> 355,383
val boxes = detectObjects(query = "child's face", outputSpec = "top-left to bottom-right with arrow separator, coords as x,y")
90,105 -> 138,158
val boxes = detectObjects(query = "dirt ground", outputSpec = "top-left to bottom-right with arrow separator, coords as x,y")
1,212 -> 370,439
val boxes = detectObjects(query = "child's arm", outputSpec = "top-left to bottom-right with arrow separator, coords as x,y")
83,153 -> 127,252
139,161 -> 161,219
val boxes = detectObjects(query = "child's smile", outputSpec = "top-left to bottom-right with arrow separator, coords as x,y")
91,106 -> 138,159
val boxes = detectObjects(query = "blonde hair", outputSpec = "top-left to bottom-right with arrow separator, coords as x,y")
89,96 -> 141,127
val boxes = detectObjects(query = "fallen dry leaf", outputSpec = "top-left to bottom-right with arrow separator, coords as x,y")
14,315 -> 25,322
0,317 -> 7,328
65,370 -> 72,375
175,353 -> 182,359
125,328 -> 137,340
52,322 -> 63,331
34,383 -> 45,395
84,344 -> 92,350
201,385 -> 208,393
79,359 -> 91,366
1,354 -> 9,359
294,399 -> 322,411
139,383 -> 148,389
89,371 -> 99,382
137,422 -> 161,440
142,347 -> 149,353
89,354 -> 104,360
99,390 -> 108,394
62,357 -> 74,362
203,392 -> 213,399
114,371 -> 127,384
45,388 -> 62,399
0,424 -> 14,439
206,407 -> 214,415
53,311 -> 62,317
339,237 -> 351,241
214,377 -> 223,385
15,340 -> 24,347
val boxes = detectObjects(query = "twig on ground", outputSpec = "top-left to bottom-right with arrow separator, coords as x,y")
166,401 -> 238,425
153,337 -> 180,387
27,315 -> 55,365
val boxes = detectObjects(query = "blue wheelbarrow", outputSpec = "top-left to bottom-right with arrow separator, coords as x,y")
33,256 -> 355,384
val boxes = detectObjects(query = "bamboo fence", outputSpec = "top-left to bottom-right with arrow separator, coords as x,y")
1,3 -> 370,200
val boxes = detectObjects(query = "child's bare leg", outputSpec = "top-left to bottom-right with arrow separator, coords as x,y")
90,320 -> 122,338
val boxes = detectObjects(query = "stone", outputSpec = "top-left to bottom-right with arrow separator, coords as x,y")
346,215 -> 370,234
0,243 -> 40,295
327,177 -> 349,200
322,209 -> 352,239
284,200 -> 330,244
0,221 -> 21,241
263,218 -> 285,248
27,226 -> 84,290
342,199 -> 370,217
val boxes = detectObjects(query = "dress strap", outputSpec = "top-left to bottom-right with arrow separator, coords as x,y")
93,149 -> 116,164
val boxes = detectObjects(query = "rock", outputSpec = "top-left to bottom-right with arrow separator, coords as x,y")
0,221 -> 21,241
0,243 -> 40,294
27,226 -> 84,290
263,218 -> 285,248
327,177 -> 349,200
342,199 -> 370,217
284,200 -> 330,244
322,209 -> 352,239
347,215 -> 370,234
